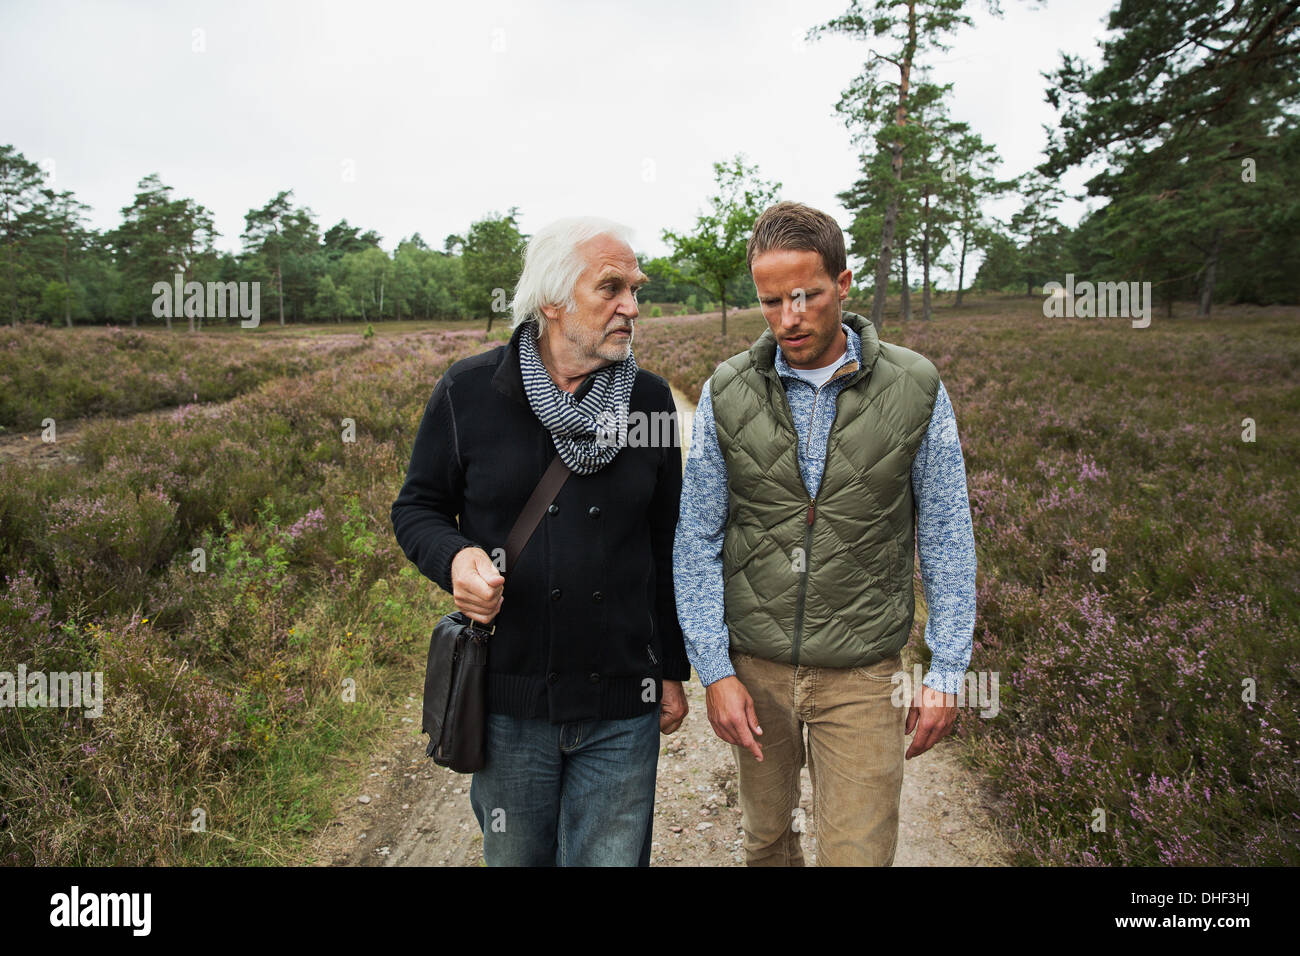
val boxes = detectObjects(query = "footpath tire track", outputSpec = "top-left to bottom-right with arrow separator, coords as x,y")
310,386 -> 1012,866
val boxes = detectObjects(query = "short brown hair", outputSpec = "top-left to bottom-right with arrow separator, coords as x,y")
746,201 -> 846,282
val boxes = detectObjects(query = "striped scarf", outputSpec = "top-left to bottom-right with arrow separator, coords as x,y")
517,320 -> 638,475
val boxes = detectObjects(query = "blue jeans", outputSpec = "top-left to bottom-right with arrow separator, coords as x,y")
469,710 -> 660,866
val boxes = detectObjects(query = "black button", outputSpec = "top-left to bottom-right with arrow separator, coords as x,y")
588,506 -> 601,518
591,591 -> 603,603
550,588 -> 562,601
588,672 -> 600,683
547,503 -> 559,515
547,672 -> 558,685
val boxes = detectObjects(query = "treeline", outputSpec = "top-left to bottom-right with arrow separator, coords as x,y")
0,153 -> 515,329
0,149 -> 757,332
812,0 -> 1299,320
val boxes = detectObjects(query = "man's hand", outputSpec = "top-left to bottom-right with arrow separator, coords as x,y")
450,546 -> 504,625
705,675 -> 763,761
905,681 -> 958,759
659,680 -> 688,735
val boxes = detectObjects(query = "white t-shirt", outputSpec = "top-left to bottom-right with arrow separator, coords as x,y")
786,355 -> 843,391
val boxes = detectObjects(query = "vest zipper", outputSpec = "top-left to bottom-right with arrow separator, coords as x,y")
782,355 -> 859,669
791,495 -> 815,667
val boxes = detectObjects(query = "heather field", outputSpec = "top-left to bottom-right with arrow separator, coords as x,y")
1,297 -> 1297,865
0,324 -> 377,433
0,328 -> 477,863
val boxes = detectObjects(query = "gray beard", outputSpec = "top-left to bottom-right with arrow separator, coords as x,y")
565,322 -> 634,365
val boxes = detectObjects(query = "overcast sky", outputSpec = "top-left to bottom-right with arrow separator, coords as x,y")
1,0 -> 1116,277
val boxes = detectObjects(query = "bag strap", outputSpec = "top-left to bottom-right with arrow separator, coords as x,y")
503,452 -> 572,574
465,454 -> 570,636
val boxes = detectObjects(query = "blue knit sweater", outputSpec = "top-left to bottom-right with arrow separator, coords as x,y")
672,322 -> 977,695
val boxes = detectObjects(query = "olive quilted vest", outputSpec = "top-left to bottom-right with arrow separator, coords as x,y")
708,310 -> 940,667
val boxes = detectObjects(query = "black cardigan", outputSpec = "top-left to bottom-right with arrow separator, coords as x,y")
391,321 -> 691,723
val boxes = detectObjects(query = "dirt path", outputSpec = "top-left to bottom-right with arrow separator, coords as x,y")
308,386 -> 1012,867
0,402 -> 232,469
307,677 -> 1010,867
0,421 -> 93,467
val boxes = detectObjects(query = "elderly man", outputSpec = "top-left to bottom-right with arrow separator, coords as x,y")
391,217 -> 690,866
673,201 -> 977,866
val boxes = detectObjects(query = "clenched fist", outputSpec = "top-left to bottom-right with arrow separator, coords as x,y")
450,546 -> 505,625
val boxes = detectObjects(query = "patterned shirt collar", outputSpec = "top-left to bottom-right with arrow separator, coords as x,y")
774,322 -> 860,381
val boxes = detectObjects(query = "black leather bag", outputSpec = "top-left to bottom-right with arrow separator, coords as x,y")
421,454 -> 571,773
422,612 -> 491,771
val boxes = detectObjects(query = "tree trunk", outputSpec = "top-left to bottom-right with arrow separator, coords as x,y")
955,227 -> 969,308
63,229 -> 72,328
900,239 -> 912,321
871,168 -> 902,331
868,1 -> 917,335
1198,226 -> 1221,317
720,284 -> 728,340
921,239 -> 932,321
4,195 -> 16,326
921,192 -> 932,321
277,261 -> 285,327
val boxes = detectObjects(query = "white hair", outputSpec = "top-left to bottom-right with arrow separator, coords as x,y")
510,216 -> 636,335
